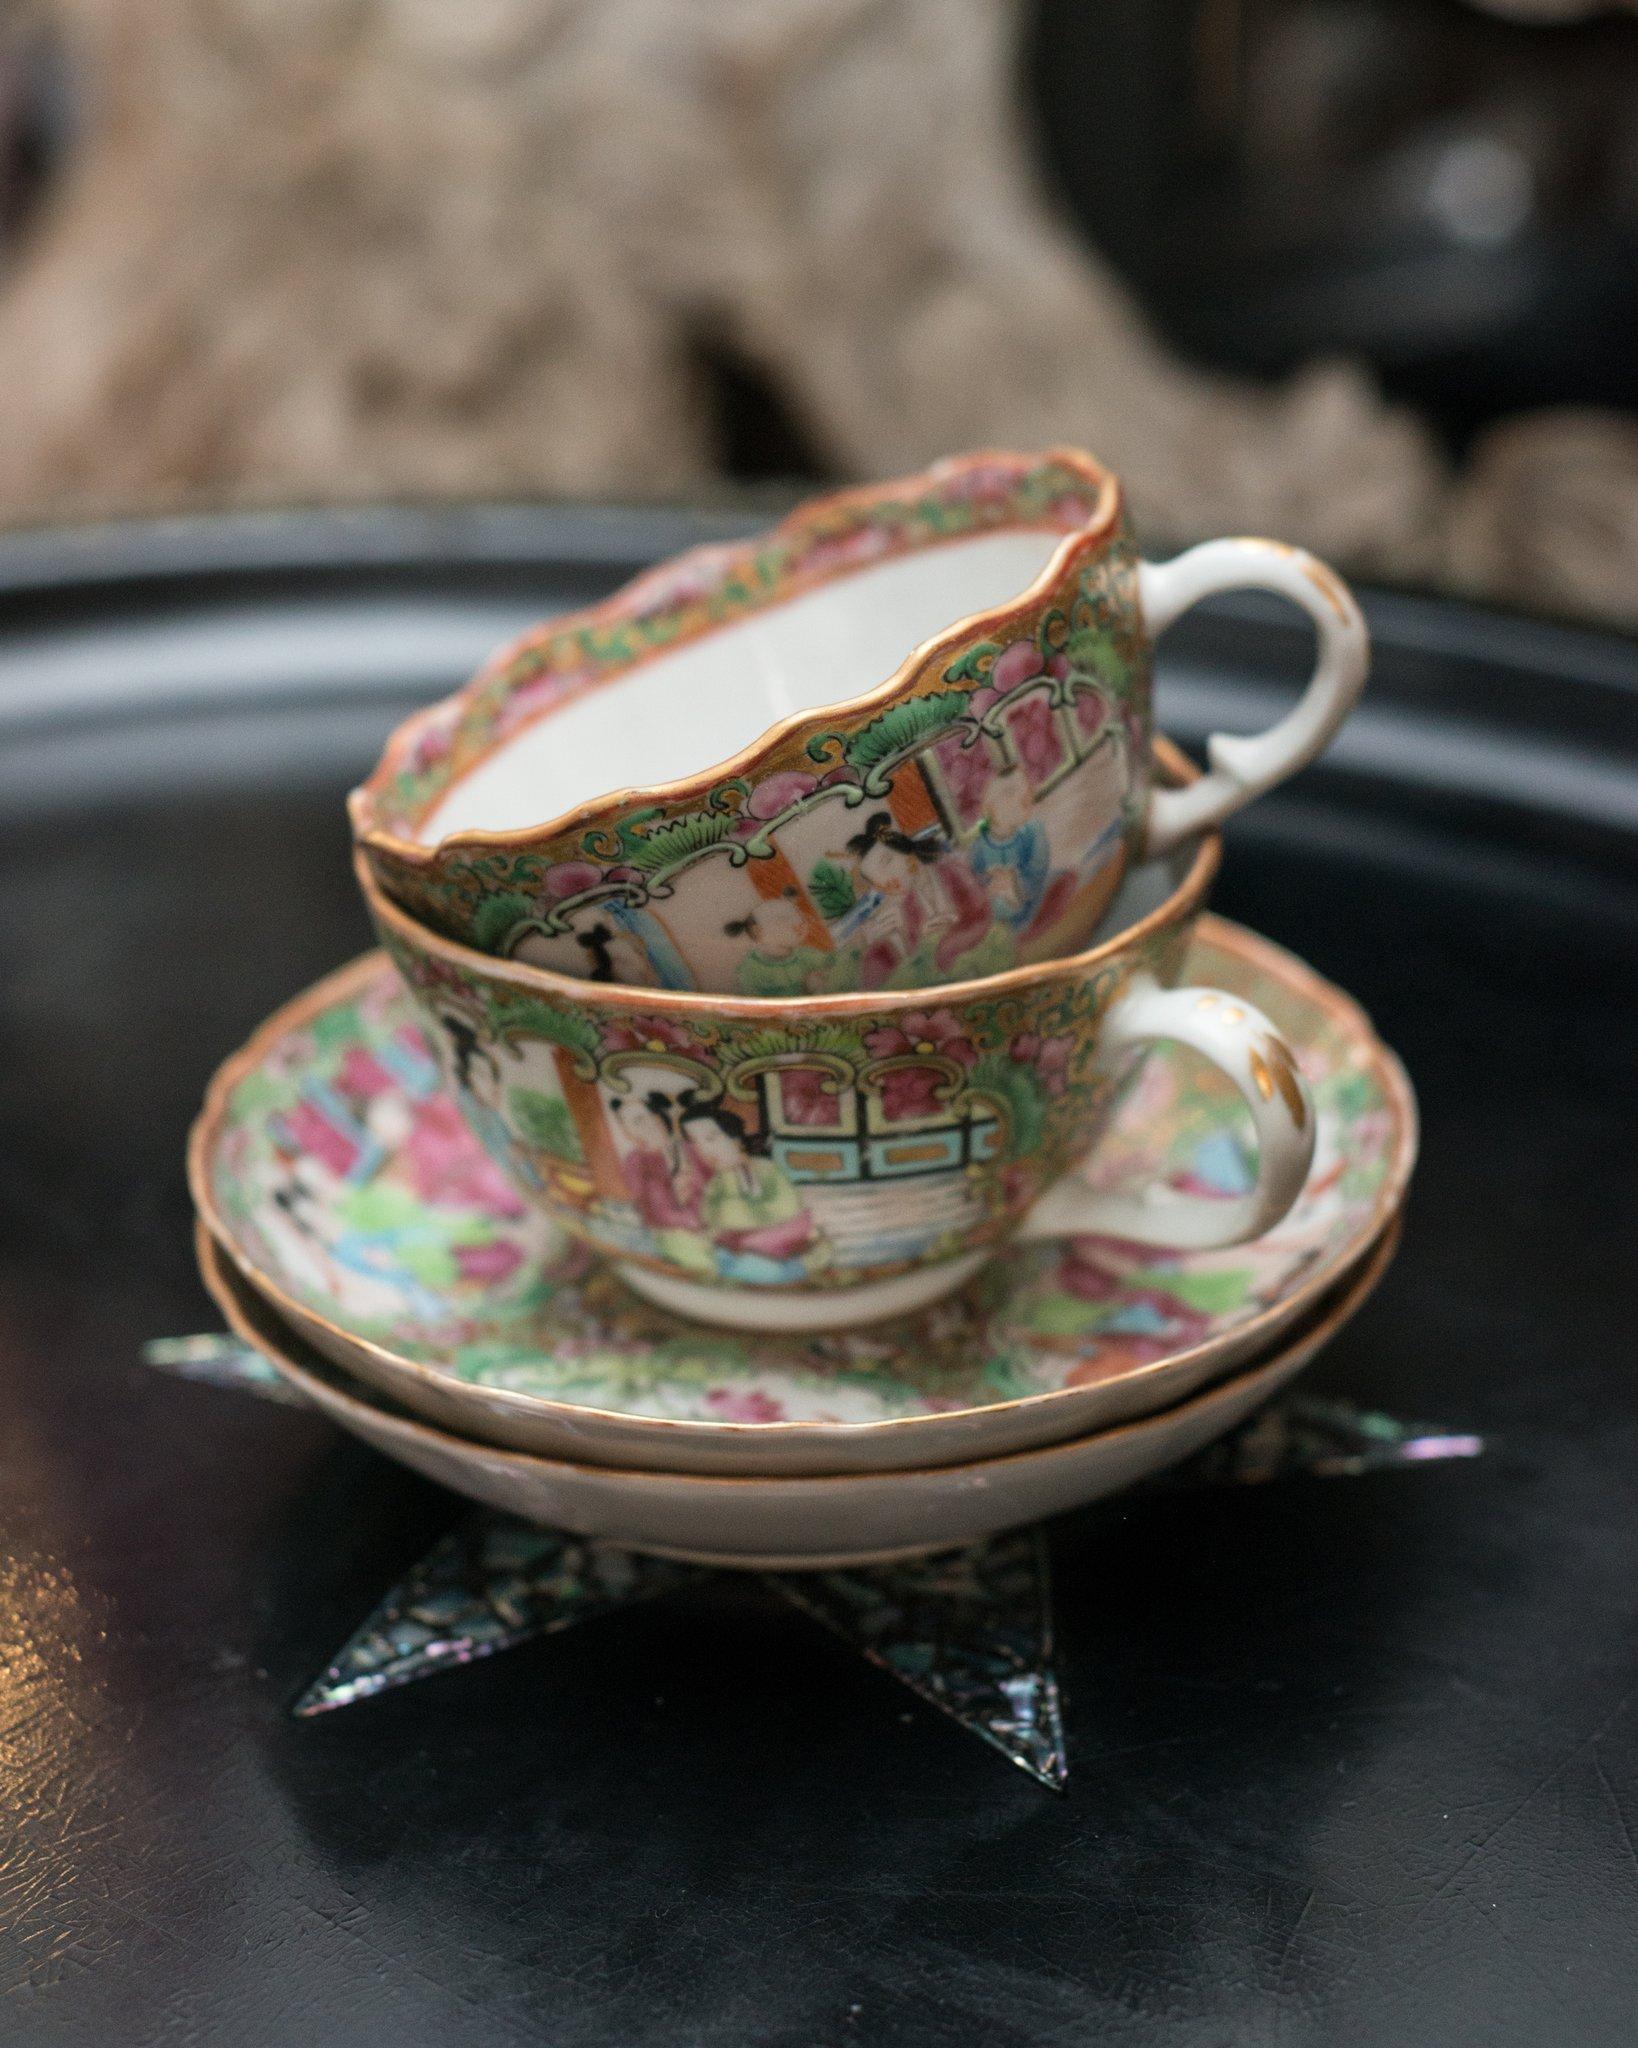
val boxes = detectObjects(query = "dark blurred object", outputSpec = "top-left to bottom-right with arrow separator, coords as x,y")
0,0 -> 1633,627
1030,0 -> 1638,445
0,4 -> 69,253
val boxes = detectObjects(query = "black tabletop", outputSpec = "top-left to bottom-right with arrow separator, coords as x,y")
3,506 -> 1637,2047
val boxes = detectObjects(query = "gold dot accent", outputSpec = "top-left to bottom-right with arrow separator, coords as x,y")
1249,1052 -> 1276,1101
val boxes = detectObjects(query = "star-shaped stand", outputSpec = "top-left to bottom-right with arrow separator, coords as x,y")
144,1337 -> 1482,1789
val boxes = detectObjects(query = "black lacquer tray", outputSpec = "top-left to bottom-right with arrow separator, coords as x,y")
2,505 -> 1636,2047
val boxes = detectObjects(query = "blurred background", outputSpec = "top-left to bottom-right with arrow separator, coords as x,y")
0,0 -> 1634,624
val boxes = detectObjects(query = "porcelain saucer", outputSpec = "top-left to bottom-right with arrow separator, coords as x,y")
190,918 -> 1414,1476
198,1222 -> 1398,1569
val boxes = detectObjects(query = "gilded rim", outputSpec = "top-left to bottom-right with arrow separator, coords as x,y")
188,915 -> 1417,1450
348,446 -> 1123,867
197,1216 -> 1401,1493
351,733 -> 1218,1018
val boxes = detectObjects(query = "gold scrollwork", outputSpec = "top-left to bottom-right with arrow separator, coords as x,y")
707,779 -> 753,816
599,1050 -> 722,1100
803,731 -> 850,772
951,1084 -> 1013,1152
857,1051 -> 964,1106
723,1050 -> 855,1102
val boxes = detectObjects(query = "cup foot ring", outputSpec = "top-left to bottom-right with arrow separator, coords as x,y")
615,1252 -> 988,1334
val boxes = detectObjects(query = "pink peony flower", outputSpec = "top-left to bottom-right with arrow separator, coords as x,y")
745,770 -> 818,821
800,524 -> 894,577
990,639 -> 1047,695
494,673 -> 565,735
394,953 -> 462,998
600,1016 -> 697,1056
865,1010 -> 979,1068
1047,491 -> 1098,527
866,1010 -> 978,1121
453,1238 -> 526,1283
1011,1030 -> 1075,1095
780,1067 -> 844,1127
410,717 -> 456,772
941,460 -> 1023,505
540,860 -> 602,901
629,550 -> 729,616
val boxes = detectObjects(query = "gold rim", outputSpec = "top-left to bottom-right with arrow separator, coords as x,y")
197,1215 -> 1401,1491
189,917 -> 1416,1449
352,733 -> 1219,1019
350,445 -> 1123,865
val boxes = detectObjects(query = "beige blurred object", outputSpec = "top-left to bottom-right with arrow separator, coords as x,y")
0,0 -> 1632,623
1447,410 -> 1638,621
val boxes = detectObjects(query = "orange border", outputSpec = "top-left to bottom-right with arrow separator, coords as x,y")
349,446 -> 1124,869
188,916 -> 1417,1454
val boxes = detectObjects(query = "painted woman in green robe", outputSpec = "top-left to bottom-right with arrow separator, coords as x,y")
679,1103 -> 828,1282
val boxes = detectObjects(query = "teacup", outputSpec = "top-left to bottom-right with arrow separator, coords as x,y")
350,448 -> 1366,997
356,754 -> 1317,1335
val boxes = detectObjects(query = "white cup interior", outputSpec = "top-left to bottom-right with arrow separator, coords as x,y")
421,528 -> 1065,843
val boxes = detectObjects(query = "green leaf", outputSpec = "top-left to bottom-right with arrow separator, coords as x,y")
808,858 -> 856,921
968,1051 -> 1046,1160
471,891 -> 535,953
944,643 -> 1001,686
626,809 -> 739,875
507,1087 -> 584,1163
735,1020 -> 867,1064
1065,626 -> 1132,696
607,806 -> 665,858
1127,1264 -> 1254,1316
844,690 -> 971,778
498,997 -> 601,1060
1018,1296 -> 1107,1340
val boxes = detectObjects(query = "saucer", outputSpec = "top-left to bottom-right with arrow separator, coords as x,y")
190,917 -> 1415,1475
198,1222 -> 1398,1569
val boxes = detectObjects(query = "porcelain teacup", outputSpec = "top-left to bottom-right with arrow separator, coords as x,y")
350,448 -> 1366,997
356,764 -> 1317,1335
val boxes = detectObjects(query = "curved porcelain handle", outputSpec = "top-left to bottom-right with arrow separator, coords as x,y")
1019,978 -> 1315,1250
1140,538 -> 1368,854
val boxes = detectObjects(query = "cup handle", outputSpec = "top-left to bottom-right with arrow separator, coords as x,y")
1139,538 -> 1368,854
1017,977 -> 1316,1251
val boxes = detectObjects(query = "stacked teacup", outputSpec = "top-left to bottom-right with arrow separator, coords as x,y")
191,449 -> 1416,1567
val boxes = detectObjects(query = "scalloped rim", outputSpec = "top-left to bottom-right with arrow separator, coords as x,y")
352,735 -> 1219,1019
348,446 -> 1124,872
189,916 -> 1417,1455
197,1216 -> 1401,1493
